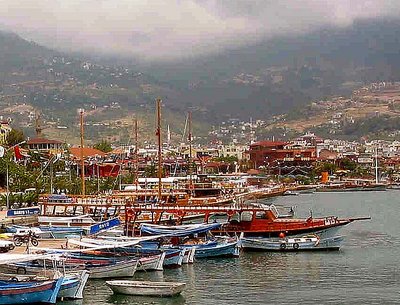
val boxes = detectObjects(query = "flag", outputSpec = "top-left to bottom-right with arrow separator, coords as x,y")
14,145 -> 22,161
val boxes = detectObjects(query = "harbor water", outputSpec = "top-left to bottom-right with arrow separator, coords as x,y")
59,191 -> 400,305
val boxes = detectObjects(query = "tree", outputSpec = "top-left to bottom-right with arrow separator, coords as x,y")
93,140 -> 112,153
6,129 -> 25,147
340,158 -> 357,171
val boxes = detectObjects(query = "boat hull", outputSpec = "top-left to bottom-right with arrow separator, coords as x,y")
59,270 -> 89,299
222,218 -> 351,239
88,259 -> 138,279
194,240 -> 240,258
181,248 -> 195,264
0,278 -> 62,305
163,249 -> 184,268
106,280 -> 185,297
241,235 -> 344,251
138,253 -> 164,271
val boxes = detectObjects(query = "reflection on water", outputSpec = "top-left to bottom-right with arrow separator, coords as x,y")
58,191 -> 400,305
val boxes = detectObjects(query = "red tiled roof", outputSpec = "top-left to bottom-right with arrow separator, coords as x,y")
27,137 -> 63,145
250,141 -> 288,147
70,147 -> 106,159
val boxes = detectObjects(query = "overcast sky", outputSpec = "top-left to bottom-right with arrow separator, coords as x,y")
1,0 -> 399,61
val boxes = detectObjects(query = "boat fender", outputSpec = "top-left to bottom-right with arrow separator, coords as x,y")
126,209 -> 134,219
293,243 -> 299,250
11,277 -> 18,282
227,210 -> 235,217
280,243 -> 286,250
16,267 -> 26,275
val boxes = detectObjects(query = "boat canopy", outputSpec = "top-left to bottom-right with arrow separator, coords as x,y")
139,222 -> 222,237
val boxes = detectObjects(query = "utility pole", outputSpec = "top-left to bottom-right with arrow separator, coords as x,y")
79,109 -> 85,196
156,99 -> 162,202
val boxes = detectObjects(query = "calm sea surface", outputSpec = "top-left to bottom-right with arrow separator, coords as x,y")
59,191 -> 400,305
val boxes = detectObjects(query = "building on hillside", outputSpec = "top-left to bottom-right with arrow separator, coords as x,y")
249,140 -> 317,175
69,147 -> 106,160
27,137 -> 65,153
0,121 -> 12,145
218,144 -> 247,160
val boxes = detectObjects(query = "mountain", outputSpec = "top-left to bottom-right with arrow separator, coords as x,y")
137,18 -> 400,122
2,18 -> 400,142
0,30 -> 196,145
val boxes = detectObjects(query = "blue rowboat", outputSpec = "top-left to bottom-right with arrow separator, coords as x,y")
0,278 -> 63,304
193,240 -> 240,259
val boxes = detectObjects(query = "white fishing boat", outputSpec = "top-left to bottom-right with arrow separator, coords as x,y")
240,235 -> 344,251
283,190 -> 300,196
138,253 -> 165,271
106,280 -> 186,297
6,257 -> 139,280
82,258 -> 139,279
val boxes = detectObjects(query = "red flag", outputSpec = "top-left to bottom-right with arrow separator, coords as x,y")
14,145 -> 22,161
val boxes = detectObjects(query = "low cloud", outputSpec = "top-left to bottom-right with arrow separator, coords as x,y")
1,0 -> 399,61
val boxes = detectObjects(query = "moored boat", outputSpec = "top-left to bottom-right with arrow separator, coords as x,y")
283,190 -> 299,196
193,239 -> 240,258
59,270 -> 89,299
106,280 -> 186,297
7,257 -> 138,279
0,278 -> 63,304
240,235 -> 344,251
217,205 -> 369,238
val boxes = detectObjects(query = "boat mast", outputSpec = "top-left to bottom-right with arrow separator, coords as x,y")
156,98 -> 162,202
188,111 -> 193,194
79,108 -> 85,196
134,117 -> 139,191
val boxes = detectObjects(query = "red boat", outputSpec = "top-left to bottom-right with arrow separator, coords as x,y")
124,204 -> 369,239
218,207 -> 370,238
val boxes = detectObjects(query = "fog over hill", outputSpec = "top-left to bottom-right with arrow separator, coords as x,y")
1,14 -> 400,139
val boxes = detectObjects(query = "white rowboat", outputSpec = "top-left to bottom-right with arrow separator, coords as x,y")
106,280 -> 186,297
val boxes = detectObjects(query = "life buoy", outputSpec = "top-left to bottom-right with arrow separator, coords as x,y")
177,210 -> 185,217
227,210 -> 235,217
293,243 -> 299,250
280,243 -> 286,250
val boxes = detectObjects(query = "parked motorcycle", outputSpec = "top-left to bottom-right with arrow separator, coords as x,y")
13,231 -> 39,247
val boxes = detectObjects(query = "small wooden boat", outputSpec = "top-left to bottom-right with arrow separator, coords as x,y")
0,270 -> 89,300
58,270 -> 89,299
240,235 -> 344,251
283,190 -> 299,196
193,239 -> 240,258
0,278 -> 63,304
106,280 -> 186,297
137,253 -> 164,271
7,257 -> 138,279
